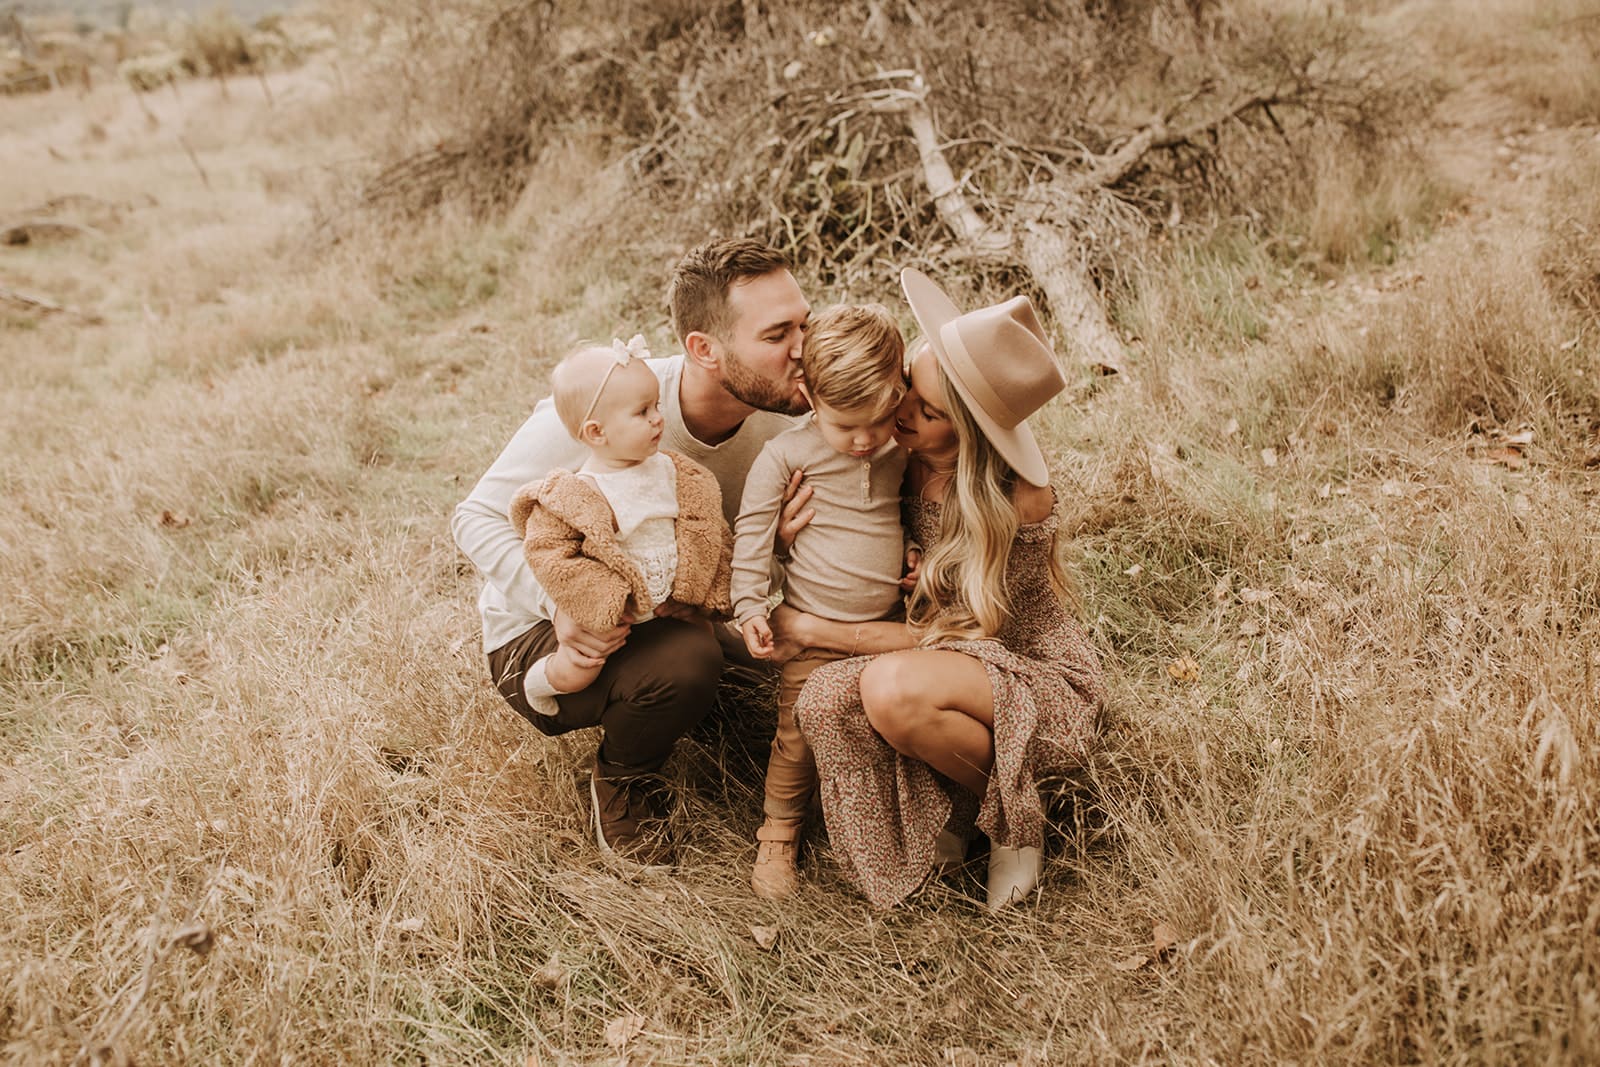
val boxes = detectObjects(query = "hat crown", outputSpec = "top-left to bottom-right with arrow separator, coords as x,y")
936,295 -> 1065,430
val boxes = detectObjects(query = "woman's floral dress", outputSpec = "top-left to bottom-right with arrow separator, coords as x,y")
794,495 -> 1105,908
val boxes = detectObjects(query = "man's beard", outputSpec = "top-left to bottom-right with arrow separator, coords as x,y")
722,351 -> 809,415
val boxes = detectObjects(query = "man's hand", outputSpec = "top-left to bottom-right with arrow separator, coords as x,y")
545,643 -> 605,692
741,615 -> 776,660
775,468 -> 815,559
553,608 -> 632,660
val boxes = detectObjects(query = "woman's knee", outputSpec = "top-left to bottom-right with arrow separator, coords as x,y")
860,656 -> 920,747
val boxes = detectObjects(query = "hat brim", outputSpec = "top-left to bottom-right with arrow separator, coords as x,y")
900,269 -> 1053,487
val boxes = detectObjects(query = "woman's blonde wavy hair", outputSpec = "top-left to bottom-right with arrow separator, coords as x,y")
905,361 -> 1070,645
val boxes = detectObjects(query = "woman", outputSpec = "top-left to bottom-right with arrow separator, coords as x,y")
781,269 -> 1105,909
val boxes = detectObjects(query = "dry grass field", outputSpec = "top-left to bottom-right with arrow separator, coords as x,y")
3,1 -> 1598,1064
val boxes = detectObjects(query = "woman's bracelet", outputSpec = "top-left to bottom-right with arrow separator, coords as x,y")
850,624 -> 863,657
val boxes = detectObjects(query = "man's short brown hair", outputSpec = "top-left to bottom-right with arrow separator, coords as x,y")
668,238 -> 793,344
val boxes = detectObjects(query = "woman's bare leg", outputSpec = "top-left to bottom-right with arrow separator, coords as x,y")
859,650 -> 994,795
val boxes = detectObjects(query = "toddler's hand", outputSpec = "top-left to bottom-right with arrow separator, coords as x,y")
741,616 -> 776,660
900,546 -> 923,592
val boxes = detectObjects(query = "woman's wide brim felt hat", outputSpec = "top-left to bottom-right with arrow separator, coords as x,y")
899,268 -> 1066,487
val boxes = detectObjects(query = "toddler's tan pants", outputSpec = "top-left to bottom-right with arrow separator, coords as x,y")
764,647 -> 851,819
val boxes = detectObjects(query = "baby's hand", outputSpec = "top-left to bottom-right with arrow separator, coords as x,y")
900,546 -> 923,592
741,616 -> 776,660
654,598 -> 698,621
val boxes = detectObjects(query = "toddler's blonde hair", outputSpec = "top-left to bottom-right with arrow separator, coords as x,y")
800,304 -> 905,417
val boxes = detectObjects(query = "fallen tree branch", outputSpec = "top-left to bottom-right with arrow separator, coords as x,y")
0,283 -> 101,322
1075,92 -> 1281,192
1,218 -> 103,245
868,77 -> 1126,374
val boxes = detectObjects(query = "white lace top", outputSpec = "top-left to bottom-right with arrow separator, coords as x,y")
580,451 -> 679,614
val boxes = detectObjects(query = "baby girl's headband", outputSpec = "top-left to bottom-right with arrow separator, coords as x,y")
579,335 -> 652,424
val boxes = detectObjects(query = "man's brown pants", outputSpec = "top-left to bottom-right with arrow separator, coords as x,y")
487,617 -> 723,779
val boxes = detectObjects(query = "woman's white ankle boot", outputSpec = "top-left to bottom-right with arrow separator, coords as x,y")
985,845 -> 1041,910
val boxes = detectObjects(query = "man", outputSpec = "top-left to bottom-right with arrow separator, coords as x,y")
452,238 -> 814,868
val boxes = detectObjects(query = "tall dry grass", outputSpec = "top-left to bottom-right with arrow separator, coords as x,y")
4,3 -> 1599,1064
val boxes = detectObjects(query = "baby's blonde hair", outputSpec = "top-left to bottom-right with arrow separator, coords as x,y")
550,344 -> 622,440
800,304 -> 906,417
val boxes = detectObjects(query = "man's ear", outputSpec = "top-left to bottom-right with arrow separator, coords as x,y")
683,330 -> 719,371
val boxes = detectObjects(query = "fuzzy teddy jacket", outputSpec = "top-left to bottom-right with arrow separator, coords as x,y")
508,450 -> 734,634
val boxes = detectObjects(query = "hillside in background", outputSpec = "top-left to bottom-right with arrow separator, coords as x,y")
2,1 -> 1598,1063
14,0 -> 288,25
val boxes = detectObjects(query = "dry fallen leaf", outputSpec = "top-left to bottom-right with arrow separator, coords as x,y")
1222,417 -> 1240,438
158,509 -> 191,529
751,925 -> 779,951
1166,656 -> 1201,683
1211,574 -> 1233,603
1260,447 -> 1278,468
1378,270 -> 1424,291
1152,922 -> 1178,959
1239,618 -> 1262,637
170,921 -> 213,957
1500,427 -> 1535,447
1317,483 -> 1331,499
1115,922 -> 1180,973
394,917 -> 425,934
1483,447 -> 1526,470
1123,563 -> 1144,578
532,962 -> 564,990
1238,587 -> 1273,605
604,1014 -> 646,1050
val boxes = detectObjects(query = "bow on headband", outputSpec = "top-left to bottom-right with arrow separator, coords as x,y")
581,335 -> 654,424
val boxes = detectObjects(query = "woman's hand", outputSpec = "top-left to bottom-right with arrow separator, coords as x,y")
767,602 -> 814,664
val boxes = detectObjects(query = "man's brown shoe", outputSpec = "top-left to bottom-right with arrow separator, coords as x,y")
590,769 -> 675,870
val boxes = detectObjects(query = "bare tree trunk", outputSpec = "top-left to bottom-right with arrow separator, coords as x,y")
879,83 -> 1126,374
1015,193 -> 1127,373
